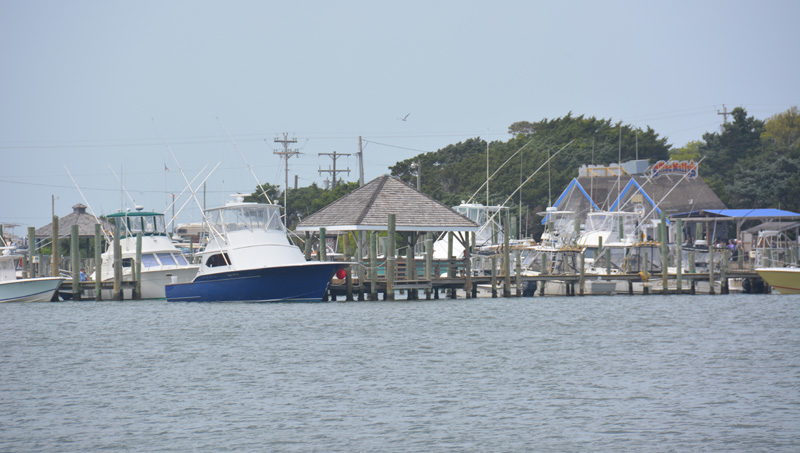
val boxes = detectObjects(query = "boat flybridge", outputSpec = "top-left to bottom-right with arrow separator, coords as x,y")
100,207 -> 198,299
165,196 -> 345,302
433,202 -> 508,259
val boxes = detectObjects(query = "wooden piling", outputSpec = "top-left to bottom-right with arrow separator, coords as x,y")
491,256 -> 498,298
463,232 -> 473,299
502,220 -> 511,297
70,224 -> 81,300
134,232 -> 142,300
319,228 -> 327,261
50,215 -> 59,277
304,232 -> 311,260
425,234 -> 433,299
94,223 -> 102,301
676,219 -> 683,293
708,246 -> 716,295
578,251 -> 585,296
369,232 -> 378,301
720,249 -> 729,294
112,223 -> 122,301
515,249 -> 522,297
659,216 -> 669,294
386,214 -> 396,301
27,226 -> 36,278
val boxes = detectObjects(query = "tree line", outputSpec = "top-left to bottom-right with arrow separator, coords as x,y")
248,107 -> 799,234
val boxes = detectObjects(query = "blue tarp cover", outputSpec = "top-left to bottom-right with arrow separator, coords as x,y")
703,208 -> 800,218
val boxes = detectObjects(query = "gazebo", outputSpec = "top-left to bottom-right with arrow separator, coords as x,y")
296,175 -> 480,300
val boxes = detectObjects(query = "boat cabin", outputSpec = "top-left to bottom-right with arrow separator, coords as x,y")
205,202 -> 285,236
106,209 -> 168,238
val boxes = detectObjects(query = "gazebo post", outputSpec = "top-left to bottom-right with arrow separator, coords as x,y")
424,233 -> 433,299
386,214 -> 396,301
463,232 -> 472,299
369,231 -> 378,301
405,232 -> 417,300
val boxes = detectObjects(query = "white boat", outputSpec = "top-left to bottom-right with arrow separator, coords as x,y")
0,252 -> 63,303
99,208 -> 198,299
165,196 -> 345,302
433,202 -> 507,259
755,267 -> 800,294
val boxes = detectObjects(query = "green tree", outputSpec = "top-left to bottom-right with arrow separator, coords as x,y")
670,140 -> 702,161
761,106 -> 800,156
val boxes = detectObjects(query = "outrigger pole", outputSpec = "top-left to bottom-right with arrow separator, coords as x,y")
64,166 -> 112,243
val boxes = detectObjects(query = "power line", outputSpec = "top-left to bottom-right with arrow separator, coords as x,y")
318,151 -> 351,189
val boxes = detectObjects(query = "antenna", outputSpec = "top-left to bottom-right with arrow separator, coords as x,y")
318,151 -> 351,189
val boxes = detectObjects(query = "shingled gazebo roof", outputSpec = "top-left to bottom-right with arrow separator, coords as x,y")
296,175 -> 479,232
35,203 -> 112,238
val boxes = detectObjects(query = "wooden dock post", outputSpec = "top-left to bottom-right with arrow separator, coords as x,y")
112,223 -> 122,301
720,249 -> 729,295
70,224 -> 81,301
491,256 -> 498,298
50,215 -> 59,277
659,216 -> 669,294
425,234 -> 433,300
578,251 -> 586,296
369,232 -> 378,301
319,228 -> 327,261
304,232 -> 311,260
133,232 -> 142,300
463,232 -> 473,299
94,223 -> 102,301
27,226 -> 36,278
386,214 -> 396,301
676,219 -> 683,293
708,245 -> 716,295
502,221 -> 511,297
515,250 -> 522,297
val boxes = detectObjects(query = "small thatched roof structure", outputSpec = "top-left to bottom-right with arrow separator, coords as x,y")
35,204 -> 112,238
296,175 -> 479,232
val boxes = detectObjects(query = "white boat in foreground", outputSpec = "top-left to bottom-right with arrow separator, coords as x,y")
0,252 -> 63,303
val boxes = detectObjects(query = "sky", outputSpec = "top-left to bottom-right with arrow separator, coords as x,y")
1,0 -> 798,232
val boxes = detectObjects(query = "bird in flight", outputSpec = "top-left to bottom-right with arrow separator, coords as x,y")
399,113 -> 410,121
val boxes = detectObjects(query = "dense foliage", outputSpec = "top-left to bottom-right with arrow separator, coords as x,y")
245,181 -> 359,230
700,107 -> 800,211
248,107 -> 799,235
390,114 -> 670,237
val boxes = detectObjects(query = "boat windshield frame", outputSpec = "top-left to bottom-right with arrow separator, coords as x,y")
106,212 -> 167,237
205,203 -> 285,235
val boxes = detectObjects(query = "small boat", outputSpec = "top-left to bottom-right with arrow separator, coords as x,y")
0,252 -> 63,303
755,267 -> 800,294
165,196 -> 345,302
99,207 -> 198,299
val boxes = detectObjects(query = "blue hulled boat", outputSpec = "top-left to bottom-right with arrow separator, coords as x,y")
165,196 -> 344,302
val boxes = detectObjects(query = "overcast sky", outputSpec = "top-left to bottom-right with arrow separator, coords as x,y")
1,0 -> 798,230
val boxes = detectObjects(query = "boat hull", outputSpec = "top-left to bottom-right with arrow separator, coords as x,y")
164,262 -> 344,302
0,277 -> 64,303
755,268 -> 800,294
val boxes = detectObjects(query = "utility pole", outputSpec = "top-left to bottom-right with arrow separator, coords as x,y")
274,133 -> 300,214
357,136 -> 365,186
717,104 -> 731,126
318,151 -> 351,189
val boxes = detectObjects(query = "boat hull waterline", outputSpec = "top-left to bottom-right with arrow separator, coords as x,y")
164,262 -> 344,302
755,267 -> 800,294
0,277 -> 64,303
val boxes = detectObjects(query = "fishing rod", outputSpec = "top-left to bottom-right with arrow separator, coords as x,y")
215,117 -> 275,205
165,163 -> 221,230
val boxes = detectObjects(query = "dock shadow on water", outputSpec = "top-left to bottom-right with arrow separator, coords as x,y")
1,294 -> 799,452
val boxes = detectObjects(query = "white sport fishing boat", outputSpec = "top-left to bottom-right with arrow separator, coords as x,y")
0,251 -> 63,303
99,208 -> 198,299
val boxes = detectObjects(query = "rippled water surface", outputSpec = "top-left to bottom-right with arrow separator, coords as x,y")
2,294 -> 799,452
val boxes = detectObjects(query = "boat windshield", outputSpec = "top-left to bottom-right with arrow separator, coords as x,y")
113,215 -> 167,236
207,204 -> 284,234
455,206 -> 487,225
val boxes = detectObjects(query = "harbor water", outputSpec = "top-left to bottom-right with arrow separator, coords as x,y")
2,294 -> 799,452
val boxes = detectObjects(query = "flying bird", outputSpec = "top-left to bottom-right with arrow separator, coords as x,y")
399,113 -> 410,121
